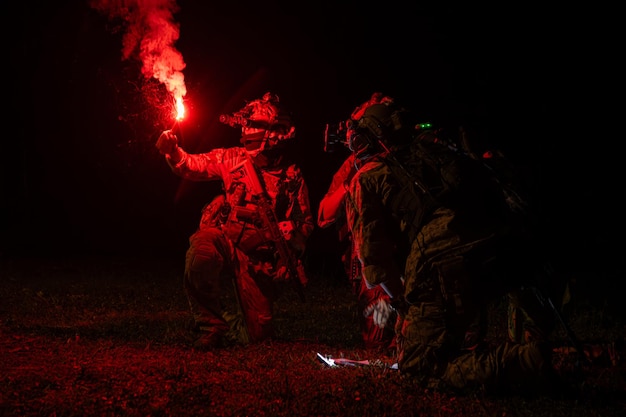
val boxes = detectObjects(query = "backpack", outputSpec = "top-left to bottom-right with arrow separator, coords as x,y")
387,126 -> 546,307
386,127 -> 529,245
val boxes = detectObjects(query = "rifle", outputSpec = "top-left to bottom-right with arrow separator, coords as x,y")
230,158 -> 308,302
530,283 -> 589,367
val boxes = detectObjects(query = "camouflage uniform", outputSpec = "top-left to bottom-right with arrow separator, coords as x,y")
344,102 -> 557,394
169,147 -> 313,344
318,154 -> 396,352
159,93 -> 314,348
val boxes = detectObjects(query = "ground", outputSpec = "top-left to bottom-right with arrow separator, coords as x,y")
1,255 -> 624,416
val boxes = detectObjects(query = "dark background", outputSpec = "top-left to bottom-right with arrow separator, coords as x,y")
2,2 -> 620,285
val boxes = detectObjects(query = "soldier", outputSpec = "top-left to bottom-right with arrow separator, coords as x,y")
338,98 -> 562,396
156,92 -> 314,349
318,93 -> 397,354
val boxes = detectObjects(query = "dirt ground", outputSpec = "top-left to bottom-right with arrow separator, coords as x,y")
1,256 -> 624,416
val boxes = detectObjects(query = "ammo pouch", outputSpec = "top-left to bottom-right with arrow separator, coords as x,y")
431,256 -> 470,315
200,195 -> 228,228
225,205 -> 276,254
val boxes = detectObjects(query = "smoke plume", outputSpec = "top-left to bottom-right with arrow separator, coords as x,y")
90,0 -> 187,107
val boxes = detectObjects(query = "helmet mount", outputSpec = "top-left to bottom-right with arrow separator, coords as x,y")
220,91 -> 296,154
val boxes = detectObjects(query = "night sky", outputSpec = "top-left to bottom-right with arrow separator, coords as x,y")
3,2 -> 620,280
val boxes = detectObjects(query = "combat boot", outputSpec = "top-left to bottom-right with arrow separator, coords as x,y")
193,331 -> 224,350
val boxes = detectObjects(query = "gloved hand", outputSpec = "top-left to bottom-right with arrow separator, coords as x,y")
364,296 -> 393,329
278,221 -> 294,241
272,259 -> 291,283
156,129 -> 179,156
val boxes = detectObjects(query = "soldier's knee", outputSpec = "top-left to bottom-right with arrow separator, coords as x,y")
189,228 -> 223,248
186,229 -> 227,273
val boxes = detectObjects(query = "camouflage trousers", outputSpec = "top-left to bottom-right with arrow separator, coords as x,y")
184,227 -> 278,345
396,301 -> 554,394
507,287 -> 556,344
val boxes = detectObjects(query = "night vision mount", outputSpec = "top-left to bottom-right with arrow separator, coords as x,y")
323,120 -> 353,153
323,119 -> 434,153
219,113 -> 271,130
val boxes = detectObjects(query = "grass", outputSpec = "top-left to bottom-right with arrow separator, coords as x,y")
1,255 -> 624,416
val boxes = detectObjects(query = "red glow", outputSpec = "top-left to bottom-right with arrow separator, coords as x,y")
91,0 -> 187,123
175,96 -> 185,121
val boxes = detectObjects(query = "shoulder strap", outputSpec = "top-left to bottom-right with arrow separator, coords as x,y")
383,150 -> 440,244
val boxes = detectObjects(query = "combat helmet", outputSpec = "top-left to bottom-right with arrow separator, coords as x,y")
356,102 -> 415,145
220,92 -> 295,155
348,101 -> 416,161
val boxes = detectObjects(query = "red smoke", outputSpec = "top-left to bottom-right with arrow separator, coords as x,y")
91,0 -> 187,112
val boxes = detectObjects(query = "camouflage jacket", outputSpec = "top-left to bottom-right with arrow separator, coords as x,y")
167,146 -> 314,256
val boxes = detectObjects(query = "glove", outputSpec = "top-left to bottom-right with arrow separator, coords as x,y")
156,130 -> 179,156
364,296 -> 393,329
272,259 -> 291,283
278,221 -> 294,241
